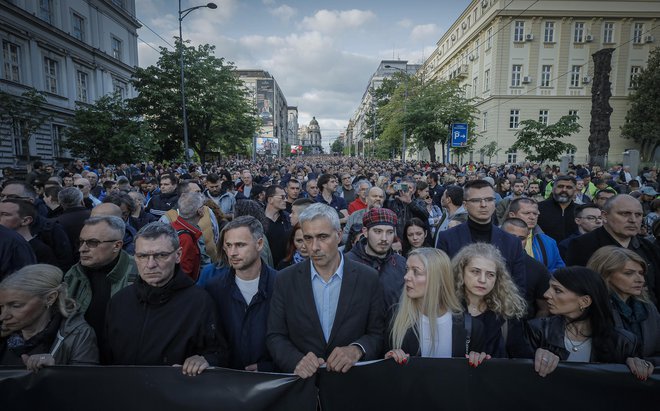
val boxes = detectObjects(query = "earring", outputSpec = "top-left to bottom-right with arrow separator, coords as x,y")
579,305 -> 585,311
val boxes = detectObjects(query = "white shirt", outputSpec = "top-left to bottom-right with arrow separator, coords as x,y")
564,335 -> 592,362
235,275 -> 260,305
420,312 -> 453,358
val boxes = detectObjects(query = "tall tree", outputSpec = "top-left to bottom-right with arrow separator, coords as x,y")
0,88 -> 50,164
64,93 -> 153,165
621,47 -> 660,161
331,139 -> 344,154
510,115 -> 581,163
131,41 -> 259,163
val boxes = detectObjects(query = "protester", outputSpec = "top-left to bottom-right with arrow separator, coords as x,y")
315,174 -> 349,225
338,174 -> 356,204
587,246 -> 660,364
384,248 -> 489,365
436,185 -> 467,233
145,174 -> 179,217
0,199 -> 56,266
516,266 -> 650,380
56,187 -> 91,261
384,180 -> 429,241
348,180 -> 371,215
537,176 -> 578,243
452,243 -> 527,357
264,185 -> 292,267
234,200 -> 274,267
284,178 -> 301,214
127,191 -> 157,230
557,204 -> 603,260
0,264 -> 99,370
276,223 -> 309,270
267,203 -> 385,377
401,217 -> 431,256
342,186 -> 384,244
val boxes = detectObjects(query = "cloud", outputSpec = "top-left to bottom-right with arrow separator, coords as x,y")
300,9 -> 376,33
397,18 -> 413,28
269,5 -> 297,22
410,23 -> 439,42
261,0 -> 276,5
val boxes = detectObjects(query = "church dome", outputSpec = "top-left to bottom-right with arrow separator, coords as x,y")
309,117 -> 319,126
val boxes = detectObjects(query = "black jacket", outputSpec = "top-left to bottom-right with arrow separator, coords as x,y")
104,268 -> 228,366
145,191 -> 179,217
537,198 -> 578,243
518,315 -> 637,363
384,197 -> 429,240
56,206 -> 91,261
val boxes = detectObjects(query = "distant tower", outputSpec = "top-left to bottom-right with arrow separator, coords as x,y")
308,117 -> 322,153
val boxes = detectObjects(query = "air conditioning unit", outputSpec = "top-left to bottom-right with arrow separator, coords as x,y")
645,35 -> 655,43
583,76 -> 592,84
525,33 -> 534,41
481,0 -> 489,7
585,34 -> 594,42
522,76 -> 532,83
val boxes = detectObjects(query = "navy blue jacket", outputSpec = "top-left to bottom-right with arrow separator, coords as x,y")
204,260 -> 277,371
435,221 -> 527,291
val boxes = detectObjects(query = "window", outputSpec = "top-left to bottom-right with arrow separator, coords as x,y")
511,65 -> 522,87
574,22 -> 585,43
539,110 -> 549,125
72,13 -> 85,41
111,37 -> 122,60
112,0 -> 124,7
603,22 -> 614,44
2,41 -> 21,82
541,65 -> 552,87
568,110 -> 579,123
39,0 -> 53,24
630,66 -> 642,88
570,65 -> 581,87
633,23 -> 644,44
482,112 -> 488,131
514,21 -> 525,42
113,79 -> 127,99
76,70 -> 88,102
507,151 -> 517,164
44,57 -> 58,94
12,120 -> 30,156
509,109 -> 520,129
486,28 -> 492,49
472,76 -> 478,97
544,21 -> 555,42
484,69 -> 490,91
52,124 -> 66,158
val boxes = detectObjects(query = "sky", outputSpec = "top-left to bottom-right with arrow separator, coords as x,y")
135,0 -> 472,150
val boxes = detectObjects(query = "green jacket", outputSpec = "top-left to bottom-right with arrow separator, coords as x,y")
64,250 -> 137,314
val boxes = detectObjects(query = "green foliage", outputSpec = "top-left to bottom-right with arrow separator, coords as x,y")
330,139 -> 344,154
64,93 -> 153,165
621,47 -> 660,160
130,40 -> 259,162
378,75 -> 479,162
479,141 -> 502,163
0,88 -> 50,162
510,115 -> 581,163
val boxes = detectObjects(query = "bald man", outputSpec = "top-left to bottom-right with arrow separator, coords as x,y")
91,203 -> 136,255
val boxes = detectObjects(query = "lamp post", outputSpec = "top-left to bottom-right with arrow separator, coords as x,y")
384,65 -> 408,163
179,1 -> 217,163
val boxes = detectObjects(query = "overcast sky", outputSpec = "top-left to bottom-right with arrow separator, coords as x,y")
136,0 -> 471,149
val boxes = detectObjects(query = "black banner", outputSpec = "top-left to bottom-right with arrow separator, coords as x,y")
1,360 -> 658,411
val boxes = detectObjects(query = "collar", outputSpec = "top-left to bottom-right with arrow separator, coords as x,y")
310,253 -> 344,283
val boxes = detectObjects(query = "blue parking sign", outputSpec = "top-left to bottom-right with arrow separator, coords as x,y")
451,123 -> 468,147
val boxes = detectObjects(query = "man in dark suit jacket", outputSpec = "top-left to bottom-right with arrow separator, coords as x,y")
267,203 -> 385,378
435,179 -> 527,291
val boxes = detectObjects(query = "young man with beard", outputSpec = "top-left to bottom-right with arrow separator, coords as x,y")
536,176 -> 579,243
204,216 -> 277,371
344,207 -> 406,312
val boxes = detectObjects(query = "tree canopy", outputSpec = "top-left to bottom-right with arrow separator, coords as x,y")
621,47 -> 660,160
0,88 -> 50,163
510,115 -> 581,163
130,41 -> 259,163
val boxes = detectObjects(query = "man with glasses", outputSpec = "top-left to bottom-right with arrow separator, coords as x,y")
557,204 -> 603,260
304,178 -> 319,199
338,174 -> 356,204
103,222 -> 227,373
435,179 -> 526,290
264,185 -> 291,267
537,175 -> 579,243
64,215 -> 135,341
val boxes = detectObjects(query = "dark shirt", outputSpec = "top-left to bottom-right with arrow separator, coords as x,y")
265,211 -> 291,268
29,236 -> 58,266
83,257 -> 118,341
522,254 -> 551,318
467,218 -> 493,243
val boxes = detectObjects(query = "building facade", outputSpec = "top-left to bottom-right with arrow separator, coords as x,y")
301,116 -> 322,155
0,0 -> 140,171
420,0 -> 660,164
347,60 -> 420,157
236,69 -> 289,157
287,106 -> 298,147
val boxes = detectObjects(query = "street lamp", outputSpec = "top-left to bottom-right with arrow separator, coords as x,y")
179,1 -> 217,163
384,64 -> 408,162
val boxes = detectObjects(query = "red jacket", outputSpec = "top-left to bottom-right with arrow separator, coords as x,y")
348,197 -> 367,215
171,216 -> 202,281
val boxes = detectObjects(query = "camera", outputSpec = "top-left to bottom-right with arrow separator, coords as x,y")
393,183 -> 409,192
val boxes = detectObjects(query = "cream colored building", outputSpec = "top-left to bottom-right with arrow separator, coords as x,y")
421,0 -> 660,164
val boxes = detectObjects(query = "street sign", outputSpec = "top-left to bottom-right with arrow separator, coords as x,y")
451,123 -> 468,147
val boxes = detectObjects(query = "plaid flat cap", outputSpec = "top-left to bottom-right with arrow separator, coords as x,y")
362,207 -> 398,229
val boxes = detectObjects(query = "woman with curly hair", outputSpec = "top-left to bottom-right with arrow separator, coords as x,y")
452,243 -> 527,357
385,248 -> 490,367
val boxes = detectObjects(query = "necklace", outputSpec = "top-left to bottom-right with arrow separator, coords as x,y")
565,336 -> 591,352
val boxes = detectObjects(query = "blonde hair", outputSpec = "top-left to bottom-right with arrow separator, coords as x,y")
452,243 -> 527,319
390,248 -> 463,353
0,264 -> 77,317
587,246 -> 650,303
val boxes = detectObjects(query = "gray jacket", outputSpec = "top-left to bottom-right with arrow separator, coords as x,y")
50,311 -> 99,365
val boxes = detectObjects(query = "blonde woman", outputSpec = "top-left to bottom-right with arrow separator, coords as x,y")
587,246 -> 660,365
0,264 -> 99,371
452,243 -> 527,358
385,248 -> 490,367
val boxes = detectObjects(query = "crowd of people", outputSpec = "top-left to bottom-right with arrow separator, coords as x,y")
0,157 -> 658,383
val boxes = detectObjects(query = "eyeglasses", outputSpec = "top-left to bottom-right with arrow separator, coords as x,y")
78,238 -> 121,248
579,216 -> 603,222
76,185 -> 87,189
465,197 -> 496,204
134,250 -> 177,262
